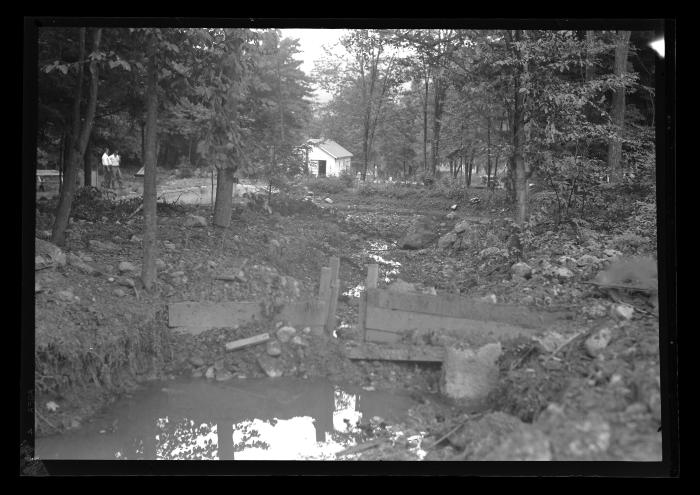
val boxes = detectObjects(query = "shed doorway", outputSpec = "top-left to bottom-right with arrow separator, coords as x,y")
318,160 -> 327,177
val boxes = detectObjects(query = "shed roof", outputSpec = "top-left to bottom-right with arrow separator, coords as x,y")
308,139 -> 353,159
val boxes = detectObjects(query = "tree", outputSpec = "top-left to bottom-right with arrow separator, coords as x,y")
316,30 -> 400,180
50,28 -> 102,246
607,30 -> 632,184
141,30 -> 159,292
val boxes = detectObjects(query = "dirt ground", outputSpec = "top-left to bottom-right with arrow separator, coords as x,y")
31,173 -> 663,462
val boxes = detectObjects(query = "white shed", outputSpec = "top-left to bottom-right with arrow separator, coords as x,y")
306,139 -> 353,178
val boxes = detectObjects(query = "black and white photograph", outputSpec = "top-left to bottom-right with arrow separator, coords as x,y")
21,18 -> 677,475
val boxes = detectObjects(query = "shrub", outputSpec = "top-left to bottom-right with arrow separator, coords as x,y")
339,170 -> 356,188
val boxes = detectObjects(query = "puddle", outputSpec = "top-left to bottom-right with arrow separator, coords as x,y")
344,241 -> 402,298
34,378 -> 419,460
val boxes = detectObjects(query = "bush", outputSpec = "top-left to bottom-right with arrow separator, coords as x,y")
304,177 -> 347,195
339,170 -> 356,188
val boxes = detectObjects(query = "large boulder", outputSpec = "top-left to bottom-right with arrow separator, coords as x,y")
398,216 -> 437,250
35,238 -> 66,270
440,343 -> 502,405
438,232 -> 458,250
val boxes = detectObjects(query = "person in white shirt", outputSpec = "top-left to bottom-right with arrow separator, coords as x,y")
101,148 -> 113,189
108,150 -> 123,189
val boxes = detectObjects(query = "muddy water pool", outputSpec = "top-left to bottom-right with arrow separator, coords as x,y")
35,377 -> 420,460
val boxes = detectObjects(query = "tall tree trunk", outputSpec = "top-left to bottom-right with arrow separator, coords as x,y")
486,117 -> 493,188
83,137 -> 92,187
141,32 -> 159,292
52,28 -> 101,246
423,67 -> 429,172
213,166 -> 235,227
140,121 -> 145,164
607,30 -> 631,184
430,76 -> 447,176
212,34 -> 243,225
585,30 -> 596,82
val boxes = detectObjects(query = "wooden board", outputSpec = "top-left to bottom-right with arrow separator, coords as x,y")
344,342 -> 445,363
365,328 -> 403,344
169,301 -> 262,329
169,298 -> 328,334
365,288 -> 558,328
365,306 -> 536,344
224,333 -> 270,351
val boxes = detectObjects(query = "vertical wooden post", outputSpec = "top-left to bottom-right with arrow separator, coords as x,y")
359,263 -> 379,342
325,257 -> 341,336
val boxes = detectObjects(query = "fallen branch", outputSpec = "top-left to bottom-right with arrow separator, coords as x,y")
35,410 -> 60,431
224,332 -> 270,351
336,439 -> 384,458
425,421 -> 466,451
128,203 -> 144,219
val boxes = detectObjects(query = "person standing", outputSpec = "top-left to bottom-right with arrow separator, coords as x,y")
101,147 -> 112,189
109,149 -> 123,190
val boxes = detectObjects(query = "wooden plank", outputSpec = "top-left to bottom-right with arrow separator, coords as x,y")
169,301 -> 262,329
344,342 -> 445,363
361,263 -> 379,342
318,267 -> 331,299
224,333 -> 270,351
365,306 -> 536,342
325,257 -> 341,335
279,299 -> 328,327
365,288 -> 557,328
366,263 -> 379,289
169,298 -> 327,332
365,328 -> 402,344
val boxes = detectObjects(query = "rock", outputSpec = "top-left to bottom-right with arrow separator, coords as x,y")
577,254 -> 600,267
266,340 -> 282,357
511,262 -> 532,279
113,288 -> 126,297
35,238 -> 67,269
521,295 -> 534,305
478,247 -> 502,259
584,326 -> 613,357
213,358 -> 225,371
291,335 -> 307,347
539,410 -> 612,460
553,267 -> 574,280
440,343 -> 502,404
188,355 -> 205,367
558,255 -> 577,268
479,294 -> 498,304
35,283 -> 42,293
118,261 -> 137,273
611,304 -> 634,321
57,290 -> 75,302
117,277 -> 135,288
582,303 -> 608,318
89,239 -> 119,252
192,369 -> 204,379
302,326 -> 311,334
603,248 -> 624,259
257,354 -> 284,378
215,369 -> 234,382
450,204 -> 458,211
67,253 -> 97,275
205,366 -> 215,379
184,215 -> 207,228
454,220 -> 470,234
324,197 -> 334,204
482,426 -> 552,461
276,326 -> 296,343
170,271 -> 185,278
438,232 -> 458,249
534,330 -> 570,353
398,216 -> 437,250
130,235 -> 142,243
446,212 -> 458,220
155,259 -> 167,271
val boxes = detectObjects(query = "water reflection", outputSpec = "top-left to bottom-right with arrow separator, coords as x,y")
34,378 -> 417,461
343,242 -> 402,297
